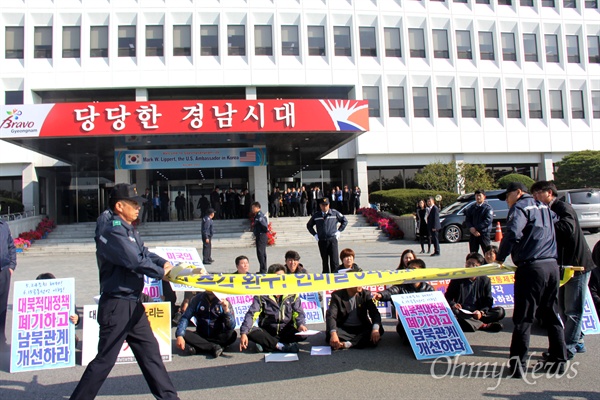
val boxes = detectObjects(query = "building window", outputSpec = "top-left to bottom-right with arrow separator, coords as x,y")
281,25 -> 299,56
479,32 -> 495,61
254,25 -> 273,56
34,26 -> 53,59
588,36 -> 600,63
549,90 -> 564,119
544,34 -> 559,63
5,27 -> 24,59
359,27 -> 377,57
456,30 -> 472,60
90,26 -> 108,57
437,88 -> 453,118
227,25 -> 245,56
146,26 -> 163,57
5,90 -> 23,105
476,0 -> 491,4
334,26 -> 351,56
542,0 -> 555,6
363,86 -> 380,117
570,90 -> 585,119
454,0 -> 468,3
528,90 -> 543,118
523,34 -> 538,62
413,87 -> 430,118
384,28 -> 401,57
118,25 -> 136,57
563,0 -> 577,7
408,28 -> 426,58
460,88 -> 477,118
498,0 -> 512,4
566,35 -> 580,63
585,0 -> 598,7
388,86 -> 405,117
173,25 -> 191,56
308,26 -> 326,56
432,29 -> 449,59
521,0 -> 534,5
506,89 -> 521,118
592,91 -> 600,118
501,32 -> 517,61
62,26 -> 80,58
201,25 -> 218,56
483,89 -> 499,118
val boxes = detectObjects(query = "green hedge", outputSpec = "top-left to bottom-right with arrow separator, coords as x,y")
0,197 -> 24,214
497,173 -> 535,190
369,189 -> 459,216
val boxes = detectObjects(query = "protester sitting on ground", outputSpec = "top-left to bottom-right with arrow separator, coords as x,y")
326,286 -> 383,350
36,273 -> 80,326
338,248 -> 363,272
484,245 -> 499,264
284,250 -> 307,274
239,264 -> 308,353
397,249 -> 416,270
445,252 -> 505,333
372,259 -> 434,342
175,290 -> 236,358
232,255 -> 251,274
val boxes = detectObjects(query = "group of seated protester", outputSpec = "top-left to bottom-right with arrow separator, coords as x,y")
174,249 -> 505,357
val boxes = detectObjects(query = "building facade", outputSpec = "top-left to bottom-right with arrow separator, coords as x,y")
1,0 -> 599,222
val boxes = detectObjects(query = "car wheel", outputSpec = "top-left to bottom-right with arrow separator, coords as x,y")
588,228 -> 599,234
443,224 -> 463,243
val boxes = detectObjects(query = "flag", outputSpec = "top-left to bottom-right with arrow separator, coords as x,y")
126,153 -> 142,165
240,151 -> 256,162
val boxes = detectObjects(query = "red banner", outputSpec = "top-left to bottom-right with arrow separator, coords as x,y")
0,99 -> 369,138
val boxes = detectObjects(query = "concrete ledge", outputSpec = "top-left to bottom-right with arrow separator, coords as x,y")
380,212 -> 416,241
6,215 -> 44,238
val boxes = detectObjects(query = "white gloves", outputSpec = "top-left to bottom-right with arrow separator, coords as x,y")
335,231 -> 341,240
314,234 -> 319,241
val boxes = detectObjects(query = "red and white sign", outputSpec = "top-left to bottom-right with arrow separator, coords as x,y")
0,99 -> 369,138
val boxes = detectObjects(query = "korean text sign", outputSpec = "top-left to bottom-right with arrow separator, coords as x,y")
11,278 -> 76,373
152,247 -> 202,291
392,292 -> 473,360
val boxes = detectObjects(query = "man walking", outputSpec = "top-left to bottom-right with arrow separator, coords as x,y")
496,182 -> 567,378
464,190 -> 494,254
252,202 -> 269,273
0,204 -> 16,351
426,197 -> 441,256
306,198 -> 348,273
175,191 -> 186,221
202,208 -> 215,265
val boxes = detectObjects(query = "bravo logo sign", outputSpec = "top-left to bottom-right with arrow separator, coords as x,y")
0,108 -> 39,135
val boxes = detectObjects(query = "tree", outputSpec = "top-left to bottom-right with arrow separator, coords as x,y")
414,162 -> 458,192
461,164 -> 496,193
497,173 -> 535,190
554,150 -> 600,189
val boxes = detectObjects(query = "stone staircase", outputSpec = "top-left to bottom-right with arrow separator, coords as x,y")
25,214 -> 385,254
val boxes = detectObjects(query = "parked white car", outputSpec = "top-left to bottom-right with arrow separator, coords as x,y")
557,189 -> 600,233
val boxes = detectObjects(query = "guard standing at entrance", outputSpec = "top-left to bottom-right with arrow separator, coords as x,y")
202,208 -> 215,264
252,202 -> 269,273
70,183 -> 179,400
306,198 -> 348,273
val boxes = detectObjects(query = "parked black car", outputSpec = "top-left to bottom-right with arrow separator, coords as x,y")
438,190 -> 509,243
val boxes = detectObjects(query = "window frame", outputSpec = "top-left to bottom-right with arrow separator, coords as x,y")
363,86 -> 381,118
544,34 -> 559,63
408,28 -> 426,58
592,91 -> 600,119
570,90 -> 585,119
227,25 -> 246,56
281,25 -> 299,56
456,30 -> 472,60
90,26 -> 108,58
388,86 -> 406,118
254,25 -> 273,56
145,25 -> 164,57
413,87 -> 430,118
200,25 -> 219,56
5,26 -> 24,59
308,25 -> 326,56
432,29 -> 450,59
118,25 -> 136,57
62,26 -> 80,58
460,88 -> 477,118
34,26 -> 53,59
501,32 -> 517,61
566,35 -> 580,63
528,89 -> 544,119
333,26 -> 352,57
588,36 -> 600,63
483,88 -> 500,118
384,27 -> 401,57
359,26 -> 377,57
523,33 -> 538,62
478,31 -> 495,61
437,87 -> 454,118
506,89 -> 522,119
173,25 -> 191,56
549,90 -> 564,119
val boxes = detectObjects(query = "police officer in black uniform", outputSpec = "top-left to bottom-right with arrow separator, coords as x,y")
464,189 -> 494,254
70,184 -> 179,400
496,182 -> 567,378
252,201 -> 269,273
202,208 -> 215,264
307,197 -> 348,273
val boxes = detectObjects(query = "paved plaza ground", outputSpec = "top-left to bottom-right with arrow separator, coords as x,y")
1,234 -> 599,400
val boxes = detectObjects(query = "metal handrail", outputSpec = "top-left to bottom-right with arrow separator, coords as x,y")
0,209 -> 36,222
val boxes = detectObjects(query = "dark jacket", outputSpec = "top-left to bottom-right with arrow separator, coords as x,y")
96,212 -> 167,300
240,294 -> 305,336
445,276 -> 494,313
326,289 -> 382,332
427,205 -> 442,231
176,292 -> 235,338
339,263 -> 363,272
590,241 -> 600,316
464,201 -> 494,234
497,194 -> 557,265
378,281 -> 434,302
551,199 -> 596,272
202,215 -> 213,239
253,210 -> 269,236
0,220 -> 16,271
307,208 -> 348,239
288,264 -> 308,274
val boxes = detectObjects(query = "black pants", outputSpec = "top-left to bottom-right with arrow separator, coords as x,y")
318,238 -> 339,273
429,229 -> 440,254
419,228 -> 430,252
184,330 -> 237,353
177,207 -> 185,221
469,233 -> 490,254
202,236 -> 212,262
456,306 -> 505,332
510,259 -> 567,365
247,327 -> 304,352
153,207 -> 161,222
70,297 -> 178,400
325,325 -> 383,349
256,233 -> 268,273
0,268 -> 11,344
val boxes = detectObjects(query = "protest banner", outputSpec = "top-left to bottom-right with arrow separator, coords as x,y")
82,302 -> 172,366
582,287 -> 600,335
153,246 -> 204,291
392,291 -> 473,360
143,275 -> 163,302
429,275 -> 515,309
10,278 -> 76,373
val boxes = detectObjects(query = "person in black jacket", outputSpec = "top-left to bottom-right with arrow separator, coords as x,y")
464,190 -> 494,254
445,253 -> 505,333
326,286 -> 383,349
531,180 -> 597,359
306,197 -> 348,273
284,250 -> 307,274
590,241 -> 600,319
426,197 -> 442,256
338,248 -> 363,272
416,199 -> 430,254
252,202 -> 269,273
202,208 -> 215,264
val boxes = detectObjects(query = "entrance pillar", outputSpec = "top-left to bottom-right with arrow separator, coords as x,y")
250,165 -> 268,218
354,155 -> 368,208
538,153 -> 555,181
21,164 -> 39,213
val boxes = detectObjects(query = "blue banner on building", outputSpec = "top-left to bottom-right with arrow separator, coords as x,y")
115,147 -> 267,170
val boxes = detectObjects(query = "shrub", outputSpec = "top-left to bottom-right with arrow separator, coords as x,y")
496,174 -> 535,190
368,189 -> 459,216
0,197 -> 24,215
554,150 -> 600,189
